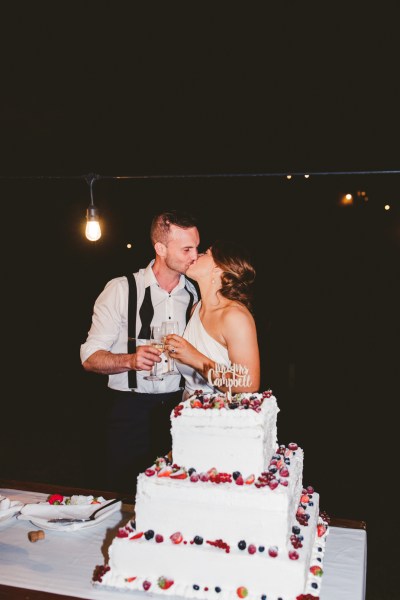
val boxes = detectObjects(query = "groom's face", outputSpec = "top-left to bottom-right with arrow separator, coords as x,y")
164,224 -> 200,274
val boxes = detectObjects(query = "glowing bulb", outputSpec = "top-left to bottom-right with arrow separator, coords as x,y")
304,174 -> 310,178
345,193 -> 352,200
384,204 -> 390,211
286,174 -> 292,180
127,243 -> 132,249
85,201 -> 101,241
86,220 -> 101,241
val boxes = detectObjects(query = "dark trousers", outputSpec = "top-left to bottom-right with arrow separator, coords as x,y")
105,388 -> 183,493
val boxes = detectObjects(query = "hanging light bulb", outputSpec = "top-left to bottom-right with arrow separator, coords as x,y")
85,174 -> 101,241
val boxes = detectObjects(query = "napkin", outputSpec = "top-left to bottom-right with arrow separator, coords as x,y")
0,496 -> 24,522
18,497 -> 122,531
0,496 -> 11,511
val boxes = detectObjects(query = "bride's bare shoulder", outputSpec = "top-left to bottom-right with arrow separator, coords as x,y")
221,302 -> 254,325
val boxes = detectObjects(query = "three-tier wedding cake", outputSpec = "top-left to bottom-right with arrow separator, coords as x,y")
93,390 -> 329,600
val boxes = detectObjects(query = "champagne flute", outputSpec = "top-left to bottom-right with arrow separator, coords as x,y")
162,321 -> 180,375
144,325 -> 164,381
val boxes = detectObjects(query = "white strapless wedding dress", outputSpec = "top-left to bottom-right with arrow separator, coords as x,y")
177,302 -> 230,397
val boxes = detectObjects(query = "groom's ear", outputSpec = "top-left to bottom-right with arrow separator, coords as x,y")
155,241 -> 167,257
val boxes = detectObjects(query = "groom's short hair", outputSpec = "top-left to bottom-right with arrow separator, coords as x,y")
150,210 -> 198,246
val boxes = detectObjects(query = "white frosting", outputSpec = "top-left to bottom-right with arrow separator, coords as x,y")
135,448 -> 303,550
171,393 -> 279,475
96,505 -> 328,600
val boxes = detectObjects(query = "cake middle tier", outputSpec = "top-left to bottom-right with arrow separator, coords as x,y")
135,447 -> 303,550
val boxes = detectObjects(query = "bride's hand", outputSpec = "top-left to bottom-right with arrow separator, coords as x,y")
165,334 -> 200,367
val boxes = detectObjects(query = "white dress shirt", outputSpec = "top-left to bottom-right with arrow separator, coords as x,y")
80,261 -> 198,393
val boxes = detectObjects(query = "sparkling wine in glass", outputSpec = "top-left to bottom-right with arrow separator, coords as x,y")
162,320 -> 180,375
144,325 -> 164,381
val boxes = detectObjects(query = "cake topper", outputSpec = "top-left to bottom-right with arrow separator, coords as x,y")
208,362 -> 252,400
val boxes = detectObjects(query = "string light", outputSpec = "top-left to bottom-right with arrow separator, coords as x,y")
0,169 -> 397,240
85,174 -> 101,242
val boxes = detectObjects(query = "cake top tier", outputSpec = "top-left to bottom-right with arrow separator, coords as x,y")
174,390 -> 275,415
171,391 -> 279,476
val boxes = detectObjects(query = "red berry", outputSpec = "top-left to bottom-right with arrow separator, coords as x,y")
237,586 -> 248,598
117,529 -> 129,538
268,546 -> 278,557
155,534 -> 164,543
143,580 -> 152,591
158,577 -> 174,590
48,493 -> 64,505
310,565 -> 323,576
170,531 -> 183,544
248,544 -> 256,554
235,476 -> 244,486
289,550 -> 299,560
317,524 -> 327,537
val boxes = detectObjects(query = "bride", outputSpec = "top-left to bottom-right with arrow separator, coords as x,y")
165,239 -> 260,398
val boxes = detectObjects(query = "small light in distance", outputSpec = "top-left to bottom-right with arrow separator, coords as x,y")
127,243 -> 132,249
304,174 -> 310,179
339,193 -> 353,206
384,204 -> 390,211
286,174 -> 292,180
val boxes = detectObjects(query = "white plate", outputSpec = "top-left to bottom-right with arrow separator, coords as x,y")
18,499 -> 122,532
0,501 -> 24,526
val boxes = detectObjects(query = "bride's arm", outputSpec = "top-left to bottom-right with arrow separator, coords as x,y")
221,308 -> 260,392
165,308 -> 260,393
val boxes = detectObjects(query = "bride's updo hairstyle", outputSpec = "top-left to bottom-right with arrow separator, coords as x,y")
211,240 -> 256,310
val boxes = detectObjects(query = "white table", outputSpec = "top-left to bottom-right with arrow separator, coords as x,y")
0,487 -> 366,600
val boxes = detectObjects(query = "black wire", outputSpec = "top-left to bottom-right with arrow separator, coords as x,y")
0,169 -> 399,181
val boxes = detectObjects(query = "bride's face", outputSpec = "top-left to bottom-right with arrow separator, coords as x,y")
186,247 -> 215,280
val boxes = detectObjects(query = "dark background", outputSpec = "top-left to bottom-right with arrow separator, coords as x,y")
1,4 -> 399,599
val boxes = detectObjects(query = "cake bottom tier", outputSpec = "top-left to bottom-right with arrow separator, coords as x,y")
94,505 -> 329,600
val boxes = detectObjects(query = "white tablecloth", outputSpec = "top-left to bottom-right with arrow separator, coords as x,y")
0,488 -> 366,600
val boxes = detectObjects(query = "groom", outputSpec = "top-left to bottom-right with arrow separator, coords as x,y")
80,210 -> 200,492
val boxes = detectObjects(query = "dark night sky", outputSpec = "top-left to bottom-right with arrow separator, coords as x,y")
1,4 -> 399,175
1,6 -> 399,598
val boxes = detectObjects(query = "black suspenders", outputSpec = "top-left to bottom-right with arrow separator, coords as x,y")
127,273 -> 138,389
126,274 -> 195,390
